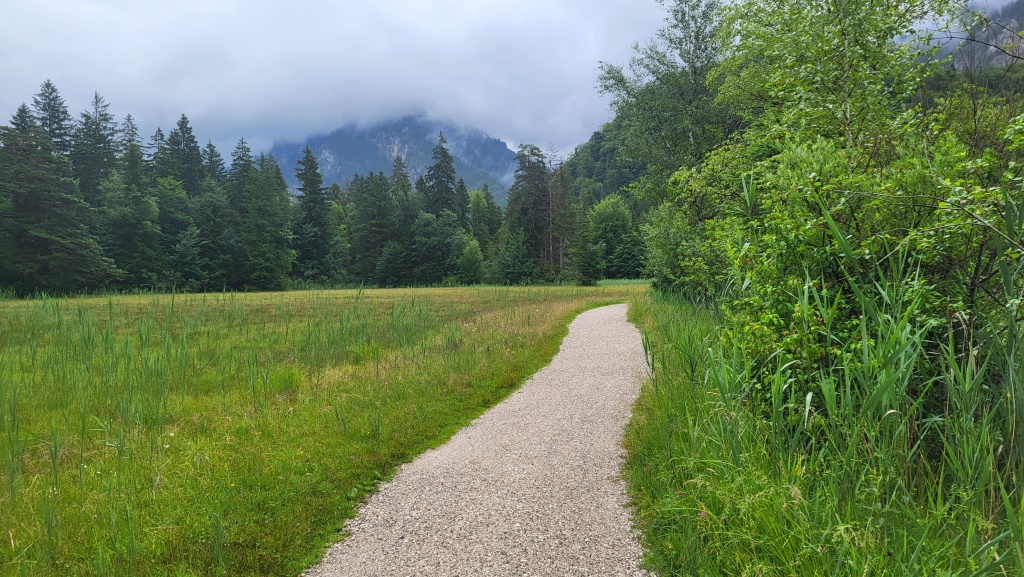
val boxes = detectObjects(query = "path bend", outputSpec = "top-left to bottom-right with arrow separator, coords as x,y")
304,304 -> 650,577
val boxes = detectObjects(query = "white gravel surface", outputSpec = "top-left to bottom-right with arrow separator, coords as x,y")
304,304 -> 650,577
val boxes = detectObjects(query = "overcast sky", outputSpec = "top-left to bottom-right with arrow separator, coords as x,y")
2,1 -> 1016,157
0,0 -> 673,156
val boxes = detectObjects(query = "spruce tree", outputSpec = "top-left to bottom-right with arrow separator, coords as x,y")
10,104 -> 33,132
71,92 -> 118,206
228,139 -> 256,211
31,80 -> 73,155
293,146 -> 340,283
424,132 -> 457,216
149,128 -> 168,177
222,139 -> 257,287
189,178 -> 241,290
243,155 -> 295,290
118,115 -> 146,191
350,171 -> 397,282
505,144 -> 551,264
390,156 -> 412,200
0,122 -> 118,293
95,170 -> 167,288
455,177 -> 469,226
161,114 -> 204,197
202,140 -> 226,185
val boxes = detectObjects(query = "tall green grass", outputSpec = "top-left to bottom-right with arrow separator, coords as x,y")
627,269 -> 1023,574
0,286 -> 638,576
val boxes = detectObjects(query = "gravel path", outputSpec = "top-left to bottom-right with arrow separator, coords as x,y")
304,304 -> 650,577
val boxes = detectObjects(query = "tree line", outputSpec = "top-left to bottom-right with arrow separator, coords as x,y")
0,81 -> 646,296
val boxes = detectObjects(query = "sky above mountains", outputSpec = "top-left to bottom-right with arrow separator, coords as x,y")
1,0 -> 668,156
2,1 -> 1015,157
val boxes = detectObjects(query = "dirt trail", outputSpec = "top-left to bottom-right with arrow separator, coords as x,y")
304,304 -> 649,577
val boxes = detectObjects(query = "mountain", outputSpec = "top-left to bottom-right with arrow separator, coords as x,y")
270,117 -> 517,205
954,0 -> 1024,69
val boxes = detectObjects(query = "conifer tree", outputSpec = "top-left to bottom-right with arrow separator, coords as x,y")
161,115 -> 204,197
243,155 -> 295,290
149,128 -> 168,176
505,144 -> 551,264
202,140 -> 226,185
118,115 -> 147,191
424,132 -> 457,216
350,171 -> 397,281
181,179 -> 230,290
0,121 -> 118,293
390,156 -> 412,200
293,146 -> 340,283
95,170 -> 167,288
10,104 -> 33,132
71,92 -> 118,206
219,138 -> 257,287
455,177 -> 469,226
31,80 -> 73,155
228,138 -> 256,210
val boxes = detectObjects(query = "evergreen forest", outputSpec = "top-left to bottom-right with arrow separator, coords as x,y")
0,85 -> 644,296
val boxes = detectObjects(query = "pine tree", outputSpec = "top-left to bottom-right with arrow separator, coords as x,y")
424,132 -> 457,216
31,80 -> 73,155
243,155 -> 295,290
71,92 -> 118,206
487,225 -> 536,285
202,140 -> 226,185
390,156 -> 412,200
409,210 -> 463,285
149,128 -> 168,176
118,115 -> 146,190
153,177 -> 193,280
228,139 -> 256,210
10,104 -> 33,132
505,144 -> 551,264
0,122 -> 118,293
350,171 -> 397,281
455,177 -> 469,226
482,184 -> 503,236
293,146 -> 340,283
95,170 -> 168,288
221,139 -> 256,287
186,178 -> 237,290
161,115 -> 204,197
468,190 -> 491,250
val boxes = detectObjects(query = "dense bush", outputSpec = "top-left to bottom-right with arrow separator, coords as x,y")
630,0 -> 1024,573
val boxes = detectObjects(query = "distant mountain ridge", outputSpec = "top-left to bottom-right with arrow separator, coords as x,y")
270,117 -> 517,204
954,0 -> 1024,68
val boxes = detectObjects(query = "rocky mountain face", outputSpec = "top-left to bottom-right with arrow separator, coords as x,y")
954,0 -> 1024,69
270,117 -> 517,204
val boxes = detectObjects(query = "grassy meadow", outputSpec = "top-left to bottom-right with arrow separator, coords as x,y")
0,285 -> 641,576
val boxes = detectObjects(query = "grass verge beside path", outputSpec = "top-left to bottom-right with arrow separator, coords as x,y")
626,292 -> 1024,576
0,285 -> 640,576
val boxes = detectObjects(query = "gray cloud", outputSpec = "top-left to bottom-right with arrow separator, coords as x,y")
1,0 -> 667,156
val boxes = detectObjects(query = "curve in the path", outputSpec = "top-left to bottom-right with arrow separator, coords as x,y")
304,304 -> 650,577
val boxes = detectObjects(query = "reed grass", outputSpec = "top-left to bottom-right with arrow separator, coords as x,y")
0,285 -> 640,576
626,270 -> 1023,575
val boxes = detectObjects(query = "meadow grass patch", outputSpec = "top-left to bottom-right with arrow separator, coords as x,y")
0,285 -> 640,576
